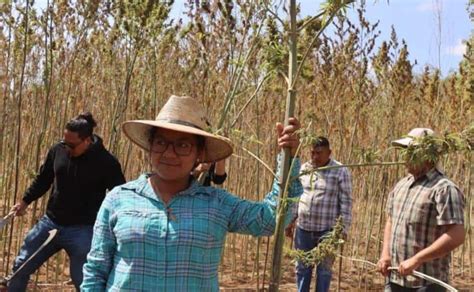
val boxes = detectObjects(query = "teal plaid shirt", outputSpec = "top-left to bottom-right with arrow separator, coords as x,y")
81,158 -> 302,291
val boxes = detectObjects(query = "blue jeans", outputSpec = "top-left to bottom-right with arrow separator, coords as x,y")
295,227 -> 333,292
8,215 -> 93,292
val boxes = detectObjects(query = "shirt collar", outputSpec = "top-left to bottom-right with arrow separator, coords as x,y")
408,167 -> 442,183
425,167 -> 443,180
125,173 -> 201,202
308,158 -> 335,169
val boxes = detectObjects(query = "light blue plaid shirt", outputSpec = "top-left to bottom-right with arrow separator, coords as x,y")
296,159 -> 352,232
81,158 -> 302,291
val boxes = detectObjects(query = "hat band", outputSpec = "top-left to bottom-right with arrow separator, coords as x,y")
157,118 -> 203,130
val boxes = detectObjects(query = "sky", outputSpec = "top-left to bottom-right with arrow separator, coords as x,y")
171,0 -> 471,76
32,0 -> 471,76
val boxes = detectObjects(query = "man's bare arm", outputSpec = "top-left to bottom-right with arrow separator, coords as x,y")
398,224 -> 465,276
377,216 -> 392,276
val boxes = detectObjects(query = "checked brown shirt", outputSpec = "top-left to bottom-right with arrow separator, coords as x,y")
386,168 -> 465,288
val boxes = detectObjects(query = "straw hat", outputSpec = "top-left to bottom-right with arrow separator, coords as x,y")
122,95 -> 233,162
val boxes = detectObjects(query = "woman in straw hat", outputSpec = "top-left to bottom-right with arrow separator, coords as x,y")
81,95 -> 303,291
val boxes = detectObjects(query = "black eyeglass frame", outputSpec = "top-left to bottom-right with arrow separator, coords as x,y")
60,139 -> 85,150
150,138 -> 196,156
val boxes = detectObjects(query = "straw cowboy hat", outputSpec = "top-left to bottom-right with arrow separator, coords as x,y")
122,95 -> 233,163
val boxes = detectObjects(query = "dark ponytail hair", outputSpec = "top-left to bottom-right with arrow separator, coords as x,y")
66,112 -> 97,139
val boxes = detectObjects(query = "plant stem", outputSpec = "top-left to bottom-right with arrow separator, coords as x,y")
8,0 -> 30,275
269,1 -> 298,290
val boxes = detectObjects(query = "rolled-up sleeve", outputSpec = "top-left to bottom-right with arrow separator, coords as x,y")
227,157 -> 303,236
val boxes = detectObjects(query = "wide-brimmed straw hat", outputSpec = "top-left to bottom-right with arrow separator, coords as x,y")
122,95 -> 233,162
391,127 -> 435,147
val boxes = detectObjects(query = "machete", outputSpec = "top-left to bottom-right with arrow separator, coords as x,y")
0,211 -> 15,231
6,229 -> 58,282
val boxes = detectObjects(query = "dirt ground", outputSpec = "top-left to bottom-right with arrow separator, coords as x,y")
1,230 -> 473,291
216,235 -> 474,292
12,267 -> 474,292
2,259 -> 473,291
218,260 -> 474,291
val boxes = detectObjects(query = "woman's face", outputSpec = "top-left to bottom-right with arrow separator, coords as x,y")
149,128 -> 202,182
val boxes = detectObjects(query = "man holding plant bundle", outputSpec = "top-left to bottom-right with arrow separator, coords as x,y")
286,137 -> 353,292
377,128 -> 465,292
6,113 -> 125,292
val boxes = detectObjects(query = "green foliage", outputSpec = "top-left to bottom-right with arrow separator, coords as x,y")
114,0 -> 173,44
286,217 -> 345,266
396,126 -> 473,166
320,0 -> 355,26
355,148 -> 382,163
262,16 -> 286,75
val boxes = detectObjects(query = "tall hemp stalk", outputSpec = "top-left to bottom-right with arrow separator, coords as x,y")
7,0 -> 30,275
268,0 -> 297,290
268,1 -> 354,290
0,0 -> 13,274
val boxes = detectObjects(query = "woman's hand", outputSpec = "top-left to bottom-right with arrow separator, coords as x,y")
193,163 -> 211,175
276,117 -> 301,157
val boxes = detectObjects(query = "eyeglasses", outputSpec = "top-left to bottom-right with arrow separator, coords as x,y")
60,139 -> 84,150
151,138 -> 195,156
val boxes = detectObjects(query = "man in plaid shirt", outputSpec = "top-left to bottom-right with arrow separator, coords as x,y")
378,128 -> 465,291
286,137 -> 352,292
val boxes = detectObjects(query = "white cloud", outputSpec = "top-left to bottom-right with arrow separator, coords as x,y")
445,39 -> 467,56
416,3 -> 435,12
416,1 -> 441,13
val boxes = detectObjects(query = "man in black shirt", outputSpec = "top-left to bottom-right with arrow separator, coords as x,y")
7,112 -> 125,291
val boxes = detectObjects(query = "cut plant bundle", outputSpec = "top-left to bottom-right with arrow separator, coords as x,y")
286,217 -> 346,267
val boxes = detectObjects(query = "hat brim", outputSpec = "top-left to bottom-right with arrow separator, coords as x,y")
122,120 -> 233,163
391,137 -> 413,147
